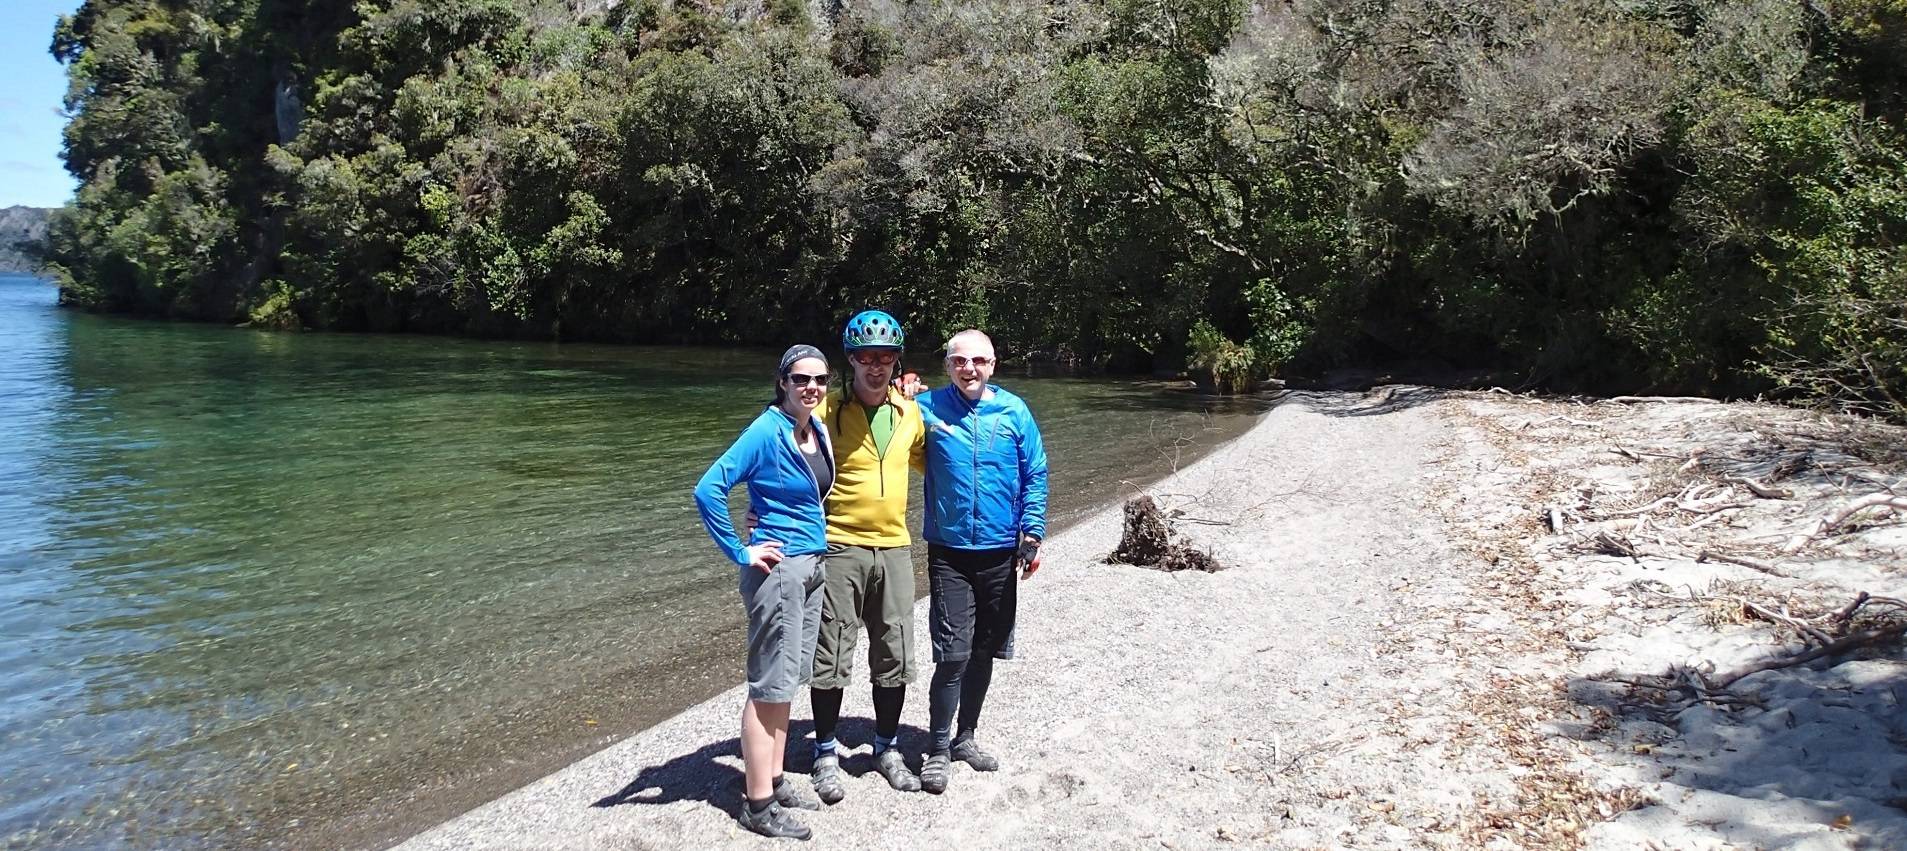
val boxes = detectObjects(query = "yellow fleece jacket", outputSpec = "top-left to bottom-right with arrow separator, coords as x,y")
818,387 -> 926,547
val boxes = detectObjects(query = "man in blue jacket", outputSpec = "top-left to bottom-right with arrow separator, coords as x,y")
914,329 -> 1049,794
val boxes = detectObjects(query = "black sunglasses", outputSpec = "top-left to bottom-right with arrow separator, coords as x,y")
785,372 -> 830,387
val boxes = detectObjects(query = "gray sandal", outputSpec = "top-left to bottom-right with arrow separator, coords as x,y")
951,735 -> 999,772
810,754 -> 845,805
774,774 -> 822,811
920,752 -> 951,795
738,800 -> 813,841
874,748 -> 921,792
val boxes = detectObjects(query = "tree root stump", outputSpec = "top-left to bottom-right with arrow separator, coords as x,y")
1108,496 -> 1225,572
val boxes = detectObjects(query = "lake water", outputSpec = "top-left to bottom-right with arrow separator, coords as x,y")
0,274 -> 1266,848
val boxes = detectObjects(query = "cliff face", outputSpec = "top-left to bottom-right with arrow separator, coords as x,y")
0,206 -> 51,275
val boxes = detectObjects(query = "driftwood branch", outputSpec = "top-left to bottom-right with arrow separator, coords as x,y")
1714,621 -> 1907,688
1735,599 -> 1834,647
1781,492 -> 1907,553
1696,549 -> 1789,577
1727,476 -> 1793,500
1605,396 -> 1721,404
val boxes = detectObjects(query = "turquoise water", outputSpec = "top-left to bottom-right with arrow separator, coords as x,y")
0,274 -> 1266,848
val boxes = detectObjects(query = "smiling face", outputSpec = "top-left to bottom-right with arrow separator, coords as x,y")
849,348 -> 898,403
943,331 -> 996,400
779,356 -> 829,416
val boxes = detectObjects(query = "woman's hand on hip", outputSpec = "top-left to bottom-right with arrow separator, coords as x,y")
746,542 -> 785,573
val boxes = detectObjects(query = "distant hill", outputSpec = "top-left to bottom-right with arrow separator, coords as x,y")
0,206 -> 52,275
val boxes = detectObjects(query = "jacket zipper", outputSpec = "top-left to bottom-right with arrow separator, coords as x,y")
968,396 -> 981,543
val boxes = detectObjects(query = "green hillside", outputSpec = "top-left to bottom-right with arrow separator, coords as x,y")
38,0 -> 1907,414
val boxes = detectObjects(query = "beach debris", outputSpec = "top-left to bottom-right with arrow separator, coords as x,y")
1780,491 -> 1907,554
1108,496 -> 1225,572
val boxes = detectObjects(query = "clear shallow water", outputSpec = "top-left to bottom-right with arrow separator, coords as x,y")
0,275 -> 1267,848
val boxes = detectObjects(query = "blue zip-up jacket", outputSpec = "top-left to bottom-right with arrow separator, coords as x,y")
694,406 -> 834,565
919,384 -> 1049,550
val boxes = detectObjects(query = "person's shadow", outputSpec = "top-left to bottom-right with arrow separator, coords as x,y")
591,718 -> 930,813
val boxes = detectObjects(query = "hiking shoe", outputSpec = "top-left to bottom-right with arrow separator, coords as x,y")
951,735 -> 1000,772
774,775 -> 822,811
738,800 -> 813,841
809,754 -> 846,805
920,752 -> 951,795
874,748 -> 921,792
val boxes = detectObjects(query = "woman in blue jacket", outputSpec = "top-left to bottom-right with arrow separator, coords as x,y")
914,329 -> 1049,794
693,344 -> 835,840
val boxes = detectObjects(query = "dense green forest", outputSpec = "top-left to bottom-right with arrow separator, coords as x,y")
40,0 -> 1907,414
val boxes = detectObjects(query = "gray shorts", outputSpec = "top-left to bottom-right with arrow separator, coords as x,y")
739,553 -> 826,703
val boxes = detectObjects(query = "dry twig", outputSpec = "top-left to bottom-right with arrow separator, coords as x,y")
1696,550 -> 1789,578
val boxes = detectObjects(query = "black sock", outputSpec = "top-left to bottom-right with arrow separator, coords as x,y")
956,655 -> 994,736
929,660 -> 966,753
748,795 -> 775,813
810,687 -> 844,748
872,685 -> 905,742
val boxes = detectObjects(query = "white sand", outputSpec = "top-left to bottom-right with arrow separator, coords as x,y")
1443,393 -> 1907,851
394,389 -> 1907,850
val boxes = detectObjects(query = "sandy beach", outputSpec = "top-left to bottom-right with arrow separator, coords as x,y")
395,390 -> 1907,850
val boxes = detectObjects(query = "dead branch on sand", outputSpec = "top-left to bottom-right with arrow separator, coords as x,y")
1574,529 -> 1642,562
1604,396 -> 1721,404
1696,550 -> 1790,577
1621,588 -> 1907,697
1726,476 -> 1793,500
1713,621 -> 1907,688
1780,492 -> 1907,553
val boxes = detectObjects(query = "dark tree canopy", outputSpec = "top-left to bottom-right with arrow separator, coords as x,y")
39,0 -> 1907,416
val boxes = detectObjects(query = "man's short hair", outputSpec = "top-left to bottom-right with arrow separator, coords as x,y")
944,329 -> 994,354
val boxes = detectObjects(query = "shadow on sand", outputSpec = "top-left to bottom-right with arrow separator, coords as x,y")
591,718 -> 931,814
1561,654 -> 1907,847
1287,386 -> 1451,418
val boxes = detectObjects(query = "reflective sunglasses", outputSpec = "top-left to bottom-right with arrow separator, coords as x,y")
851,351 -> 899,366
946,355 -> 995,368
785,372 -> 830,387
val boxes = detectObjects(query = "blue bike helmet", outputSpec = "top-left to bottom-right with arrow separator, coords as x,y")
842,309 -> 905,351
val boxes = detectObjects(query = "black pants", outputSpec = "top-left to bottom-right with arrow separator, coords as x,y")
927,544 -> 1017,752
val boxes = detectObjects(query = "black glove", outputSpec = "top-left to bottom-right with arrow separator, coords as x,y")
1013,536 -> 1040,571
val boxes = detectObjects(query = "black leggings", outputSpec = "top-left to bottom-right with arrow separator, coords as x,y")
925,544 -> 1018,753
928,656 -> 994,753
812,685 -> 905,745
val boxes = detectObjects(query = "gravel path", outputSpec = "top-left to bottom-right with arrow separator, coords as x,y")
395,391 -> 1510,850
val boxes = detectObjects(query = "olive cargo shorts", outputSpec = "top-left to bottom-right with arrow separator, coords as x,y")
738,552 -> 826,703
812,544 -> 918,689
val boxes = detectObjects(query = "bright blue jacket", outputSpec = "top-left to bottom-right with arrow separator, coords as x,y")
694,406 -> 834,565
919,384 -> 1049,550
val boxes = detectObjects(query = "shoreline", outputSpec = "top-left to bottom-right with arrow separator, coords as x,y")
390,388 -> 1907,850
392,390 -> 1481,849
293,401 -> 1266,851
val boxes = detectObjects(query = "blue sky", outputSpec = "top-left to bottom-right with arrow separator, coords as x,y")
0,1 -> 81,209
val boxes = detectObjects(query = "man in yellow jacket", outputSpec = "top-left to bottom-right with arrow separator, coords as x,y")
808,310 -> 927,802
